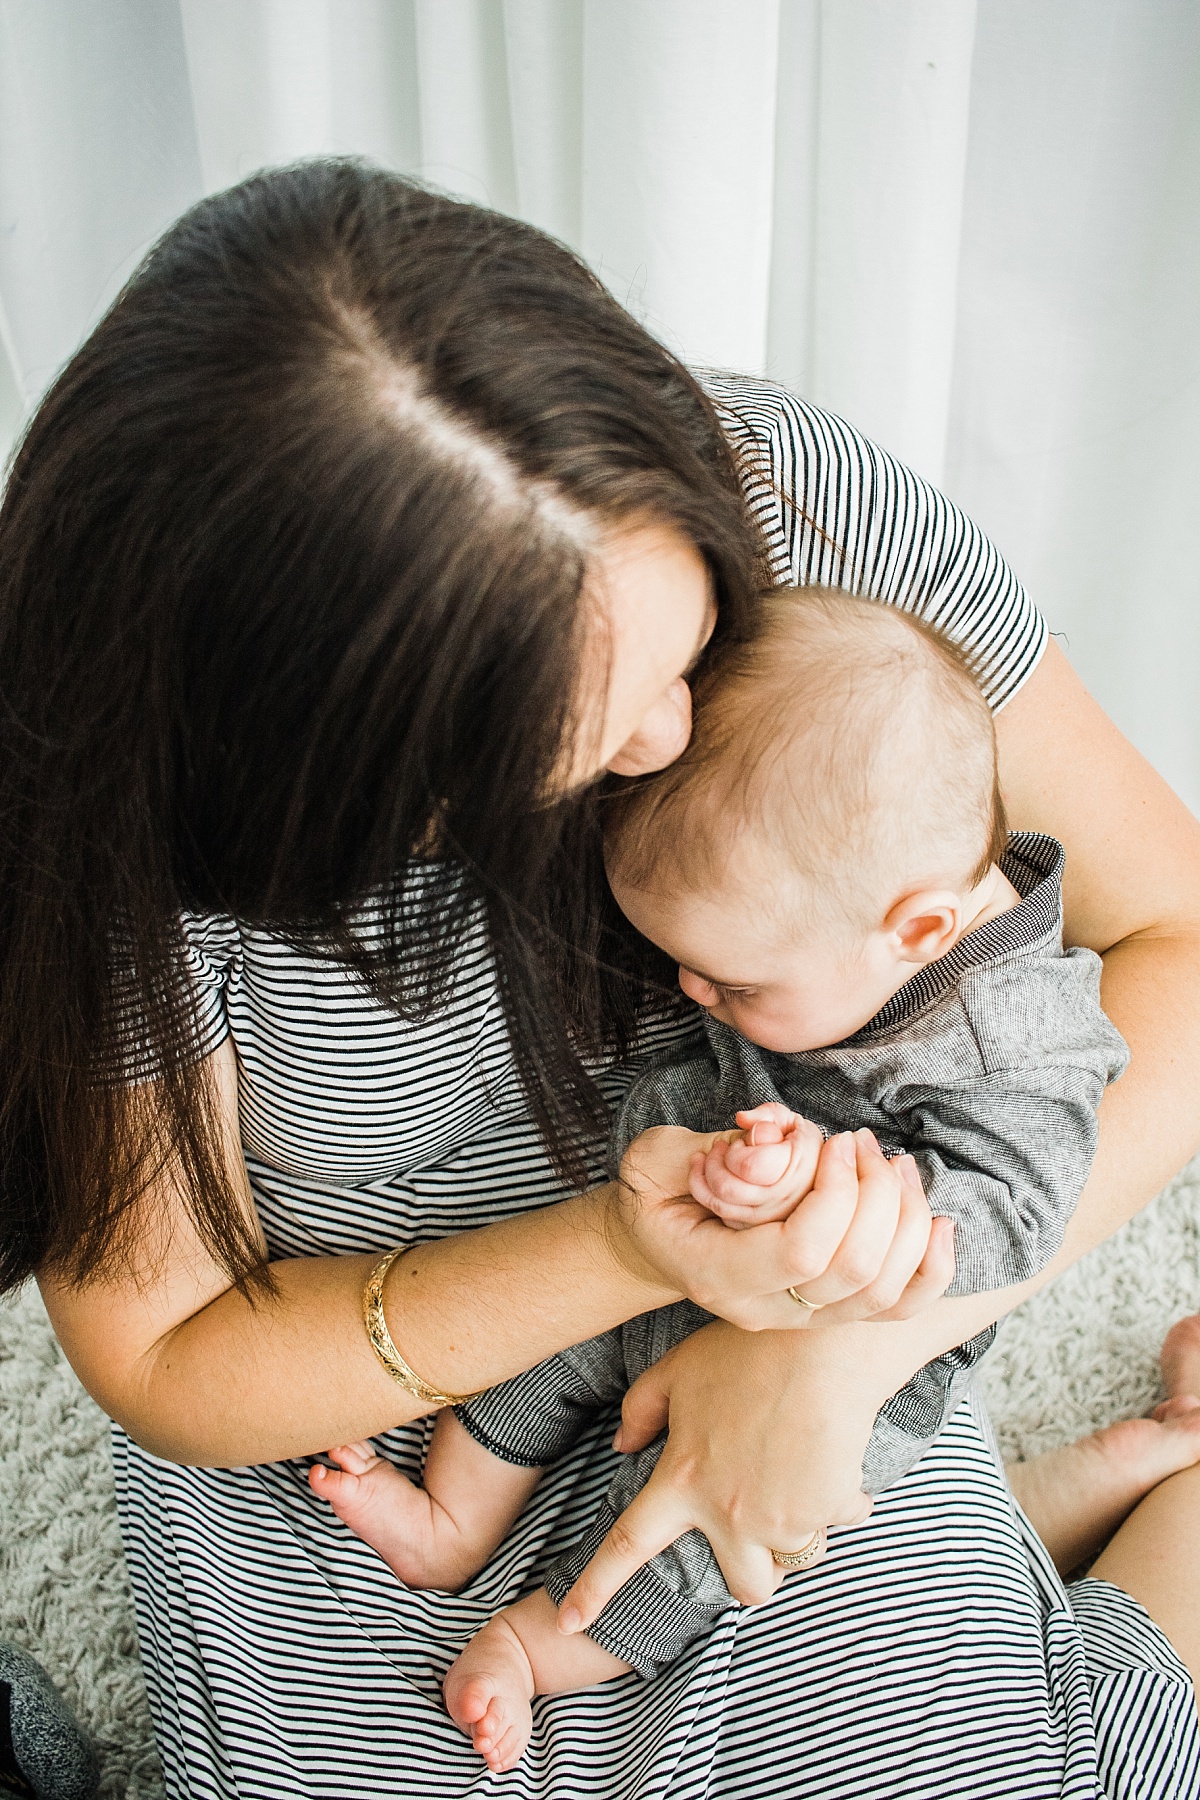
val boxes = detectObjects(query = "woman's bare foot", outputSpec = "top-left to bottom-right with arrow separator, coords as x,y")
1008,1311 -> 1200,1574
309,1442 -> 475,1589
444,1612 -> 537,1773
444,1587 -> 633,1772
1157,1310 -> 1200,1409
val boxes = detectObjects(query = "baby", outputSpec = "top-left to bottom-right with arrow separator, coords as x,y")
310,587 -> 1129,1772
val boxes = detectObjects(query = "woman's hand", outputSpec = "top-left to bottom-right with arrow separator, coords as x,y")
616,1121 -> 955,1331
557,1320 -> 879,1630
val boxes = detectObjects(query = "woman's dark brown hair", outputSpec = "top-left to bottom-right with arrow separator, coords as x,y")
0,159 -> 766,1293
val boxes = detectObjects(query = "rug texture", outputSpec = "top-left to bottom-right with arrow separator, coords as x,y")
2,1158 -> 1200,1799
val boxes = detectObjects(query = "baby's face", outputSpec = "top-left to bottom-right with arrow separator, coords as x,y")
613,874 -> 904,1054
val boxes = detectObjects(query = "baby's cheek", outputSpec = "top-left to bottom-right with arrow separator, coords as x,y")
732,1009 -> 786,1051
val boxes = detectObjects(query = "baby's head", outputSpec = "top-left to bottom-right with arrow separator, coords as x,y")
605,586 -> 1007,1052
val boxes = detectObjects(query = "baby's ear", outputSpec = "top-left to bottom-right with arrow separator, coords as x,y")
884,889 -> 962,964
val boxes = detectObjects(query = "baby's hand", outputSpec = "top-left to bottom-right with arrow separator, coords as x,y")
689,1104 -> 824,1227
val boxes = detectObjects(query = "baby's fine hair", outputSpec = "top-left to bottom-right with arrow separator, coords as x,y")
605,586 -> 1008,936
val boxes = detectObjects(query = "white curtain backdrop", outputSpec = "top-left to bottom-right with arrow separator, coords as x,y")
1,0 -> 1197,805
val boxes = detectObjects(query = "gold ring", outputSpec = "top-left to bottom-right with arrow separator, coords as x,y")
770,1528 -> 827,1570
787,1286 -> 823,1312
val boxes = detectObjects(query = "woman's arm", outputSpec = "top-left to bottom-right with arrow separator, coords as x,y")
39,1036 -> 681,1466
40,1041 -> 936,1466
997,638 -> 1200,1233
563,640 -> 1200,1619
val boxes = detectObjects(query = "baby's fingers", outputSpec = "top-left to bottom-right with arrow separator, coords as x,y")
688,1148 -> 782,1226
700,1120 -> 823,1213
735,1104 -> 801,1137
722,1137 -> 793,1185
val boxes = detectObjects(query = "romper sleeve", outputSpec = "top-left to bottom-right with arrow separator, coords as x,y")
889,951 -> 1130,1292
701,372 -> 1048,711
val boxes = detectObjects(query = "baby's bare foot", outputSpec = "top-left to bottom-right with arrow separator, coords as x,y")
1008,1311 -> 1200,1573
444,1613 -> 535,1774
309,1443 -> 471,1589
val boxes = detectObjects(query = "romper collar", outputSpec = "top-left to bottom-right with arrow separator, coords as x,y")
846,831 -> 1065,1041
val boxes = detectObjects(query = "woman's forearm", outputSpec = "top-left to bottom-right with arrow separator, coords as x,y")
85,905 -> 1199,1468
45,1182 -> 678,1467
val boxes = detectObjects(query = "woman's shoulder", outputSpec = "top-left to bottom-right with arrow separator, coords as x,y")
699,370 -> 1047,712
175,911 -> 243,988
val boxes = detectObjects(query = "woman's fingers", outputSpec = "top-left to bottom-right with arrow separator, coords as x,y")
557,1493 -> 791,1629
808,1153 -> 954,1327
620,1124 -> 740,1209
817,1151 -> 932,1316
777,1130 -> 894,1298
700,1537 -> 788,1608
867,1213 -> 957,1322
613,1360 -> 672,1453
618,1120 -> 931,1329
556,1486 -> 693,1632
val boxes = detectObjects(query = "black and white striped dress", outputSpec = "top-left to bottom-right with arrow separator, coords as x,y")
111,377 -> 1200,1800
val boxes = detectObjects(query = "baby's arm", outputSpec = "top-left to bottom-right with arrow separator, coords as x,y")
892,956 -> 1129,1293
688,1103 -> 825,1226
895,1072 -> 1109,1293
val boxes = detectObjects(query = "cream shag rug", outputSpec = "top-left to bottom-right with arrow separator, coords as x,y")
3,1159 -> 1200,1799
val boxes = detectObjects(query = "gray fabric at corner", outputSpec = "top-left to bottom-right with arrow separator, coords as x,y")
0,1642 -> 98,1800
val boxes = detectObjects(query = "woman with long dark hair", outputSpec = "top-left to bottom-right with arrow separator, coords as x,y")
3,161 -> 1200,1798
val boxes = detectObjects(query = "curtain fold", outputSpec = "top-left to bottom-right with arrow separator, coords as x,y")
0,0 -> 1196,804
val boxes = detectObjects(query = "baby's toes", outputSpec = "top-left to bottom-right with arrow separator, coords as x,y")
474,1698 -> 531,1772
472,1696 -> 507,1752
484,1714 -> 532,1773
445,1670 -> 494,1731
471,1699 -> 510,1756
446,1661 -> 533,1770
307,1461 -> 362,1514
326,1442 -> 379,1475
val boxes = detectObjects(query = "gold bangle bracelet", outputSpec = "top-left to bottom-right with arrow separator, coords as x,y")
362,1246 -> 477,1408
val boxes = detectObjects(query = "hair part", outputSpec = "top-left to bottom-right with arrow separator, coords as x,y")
606,586 -> 1008,941
0,158 -> 769,1294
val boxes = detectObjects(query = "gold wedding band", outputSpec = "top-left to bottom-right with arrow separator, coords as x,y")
787,1286 -> 823,1312
770,1528 -> 827,1570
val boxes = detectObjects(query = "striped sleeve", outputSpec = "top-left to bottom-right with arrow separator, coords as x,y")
703,372 -> 1048,711
110,912 -> 238,1081
175,913 -> 238,1060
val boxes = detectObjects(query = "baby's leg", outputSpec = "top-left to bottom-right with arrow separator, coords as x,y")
309,1410 -> 541,1591
1008,1312 -> 1200,1574
444,1588 -> 631,1773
